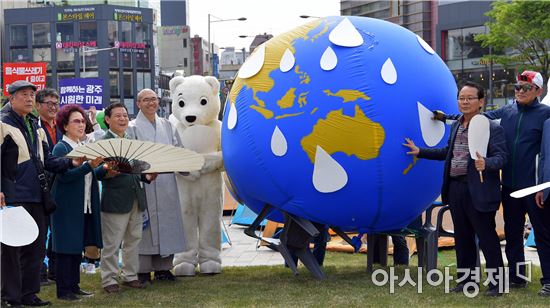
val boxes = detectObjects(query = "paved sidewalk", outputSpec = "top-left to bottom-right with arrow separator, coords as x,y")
221,217 -> 541,270
221,219 -> 284,267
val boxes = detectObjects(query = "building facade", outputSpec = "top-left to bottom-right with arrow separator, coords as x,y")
341,0 -> 437,47
159,25 -> 192,76
436,0 -> 516,108
3,4 -> 154,116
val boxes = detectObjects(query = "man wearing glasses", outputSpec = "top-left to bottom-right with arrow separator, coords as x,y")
35,88 -> 62,286
436,70 -> 550,296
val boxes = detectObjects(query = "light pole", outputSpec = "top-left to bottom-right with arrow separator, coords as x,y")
299,15 -> 320,19
208,14 -> 246,76
81,46 -> 118,74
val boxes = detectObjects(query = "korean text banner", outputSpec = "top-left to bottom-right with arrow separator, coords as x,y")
59,78 -> 104,109
3,62 -> 47,96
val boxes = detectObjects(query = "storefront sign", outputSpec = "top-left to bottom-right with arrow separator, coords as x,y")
114,8 -> 142,22
57,7 -> 95,21
56,41 -> 97,49
116,41 -> 146,53
59,78 -> 104,109
192,37 -> 203,75
2,62 -> 47,96
161,26 -> 189,36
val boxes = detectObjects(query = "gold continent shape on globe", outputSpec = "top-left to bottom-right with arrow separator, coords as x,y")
229,18 -> 385,163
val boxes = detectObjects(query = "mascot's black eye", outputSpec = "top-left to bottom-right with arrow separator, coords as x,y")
179,100 -> 185,107
200,99 -> 208,106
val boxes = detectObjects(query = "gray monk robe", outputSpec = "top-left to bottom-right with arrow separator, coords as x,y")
129,112 -> 185,261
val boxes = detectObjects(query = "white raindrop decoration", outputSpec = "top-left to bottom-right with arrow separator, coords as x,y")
271,126 -> 287,156
279,48 -> 295,72
328,18 -> 363,47
312,146 -> 348,193
416,35 -> 435,54
238,43 -> 266,79
320,46 -> 338,71
227,103 -> 237,130
381,58 -> 397,84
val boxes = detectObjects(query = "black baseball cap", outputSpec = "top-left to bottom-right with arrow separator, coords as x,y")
8,80 -> 37,95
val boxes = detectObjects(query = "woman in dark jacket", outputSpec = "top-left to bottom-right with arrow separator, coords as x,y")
51,104 -> 105,301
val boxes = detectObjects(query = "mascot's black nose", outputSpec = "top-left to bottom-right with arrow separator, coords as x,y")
186,115 -> 197,123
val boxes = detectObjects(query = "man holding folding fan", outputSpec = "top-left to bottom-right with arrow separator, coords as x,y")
98,102 -> 156,294
129,89 -> 185,285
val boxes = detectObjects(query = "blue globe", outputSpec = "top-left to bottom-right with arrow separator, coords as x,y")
222,16 -> 458,233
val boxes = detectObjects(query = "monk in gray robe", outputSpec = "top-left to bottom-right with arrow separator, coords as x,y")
129,88 -> 185,284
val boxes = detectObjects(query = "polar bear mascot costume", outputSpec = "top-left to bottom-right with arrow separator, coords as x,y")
169,74 -> 224,275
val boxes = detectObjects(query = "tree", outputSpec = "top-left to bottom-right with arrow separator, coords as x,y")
476,0 -> 550,91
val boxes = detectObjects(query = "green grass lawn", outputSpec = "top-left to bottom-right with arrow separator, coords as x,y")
39,250 -> 548,307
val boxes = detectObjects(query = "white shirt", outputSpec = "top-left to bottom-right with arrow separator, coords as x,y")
62,135 -> 93,214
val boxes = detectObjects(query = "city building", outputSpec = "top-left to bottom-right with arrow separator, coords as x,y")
2,4 -> 155,116
158,25 -> 192,77
218,47 -> 247,81
436,0 -> 516,107
340,0 -> 437,47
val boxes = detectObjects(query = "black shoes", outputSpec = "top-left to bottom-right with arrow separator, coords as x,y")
450,283 -> 478,294
57,293 -> 80,301
74,289 -> 94,297
484,287 -> 503,297
155,270 -> 176,281
539,284 -> 550,297
21,295 -> 50,306
510,281 -> 528,289
1,300 -> 24,308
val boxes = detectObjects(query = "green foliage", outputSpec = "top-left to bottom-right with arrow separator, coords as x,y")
476,0 -> 550,84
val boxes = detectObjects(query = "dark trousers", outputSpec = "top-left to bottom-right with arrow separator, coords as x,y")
55,254 -> 81,297
1,204 -> 46,304
40,216 -> 56,281
449,180 -> 504,284
502,186 -> 550,285
392,235 -> 409,265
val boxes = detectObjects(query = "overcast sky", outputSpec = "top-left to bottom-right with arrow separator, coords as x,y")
187,0 -> 341,51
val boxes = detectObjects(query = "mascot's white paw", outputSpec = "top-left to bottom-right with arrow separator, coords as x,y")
199,261 -> 221,275
173,262 -> 197,277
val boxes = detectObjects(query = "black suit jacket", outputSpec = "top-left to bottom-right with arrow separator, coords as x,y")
418,118 -> 507,212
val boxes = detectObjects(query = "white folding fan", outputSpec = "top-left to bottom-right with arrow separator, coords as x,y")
66,139 -> 205,174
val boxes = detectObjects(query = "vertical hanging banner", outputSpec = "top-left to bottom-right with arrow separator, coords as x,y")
59,78 -> 104,109
3,62 -> 47,96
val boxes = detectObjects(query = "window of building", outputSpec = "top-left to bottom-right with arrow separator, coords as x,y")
82,47 -> 98,69
136,49 -> 150,69
135,23 -> 150,45
11,49 -> 30,62
32,23 -> 50,45
123,72 -> 133,97
136,72 -> 152,91
124,98 -> 135,116
81,71 -> 98,78
184,58 -> 188,67
79,21 -> 97,42
109,71 -> 120,97
183,38 -> 187,48
121,21 -> 132,42
56,23 -> 74,42
108,20 -> 118,44
445,26 -> 489,61
122,51 -> 132,68
33,48 -> 51,64
10,24 -> 28,47
56,48 -> 74,70
109,49 -> 119,68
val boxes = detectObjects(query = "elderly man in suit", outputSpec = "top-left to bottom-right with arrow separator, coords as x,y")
404,81 -> 507,296
98,102 -> 156,294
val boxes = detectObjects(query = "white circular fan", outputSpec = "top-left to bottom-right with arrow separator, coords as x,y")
66,139 -> 205,174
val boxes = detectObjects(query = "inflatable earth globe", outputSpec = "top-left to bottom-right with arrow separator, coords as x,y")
221,16 -> 458,233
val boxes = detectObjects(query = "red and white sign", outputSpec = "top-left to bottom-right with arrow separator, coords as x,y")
2,62 -> 47,96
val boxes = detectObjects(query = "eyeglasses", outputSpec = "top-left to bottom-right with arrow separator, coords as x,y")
69,119 -> 86,125
141,97 -> 159,103
458,97 -> 479,102
41,101 -> 60,108
514,83 -> 538,92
